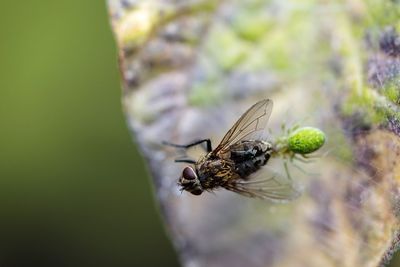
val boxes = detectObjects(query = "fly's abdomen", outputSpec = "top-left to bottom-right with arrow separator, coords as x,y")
229,140 -> 272,178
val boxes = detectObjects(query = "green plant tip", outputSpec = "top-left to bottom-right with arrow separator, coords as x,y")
287,127 -> 325,154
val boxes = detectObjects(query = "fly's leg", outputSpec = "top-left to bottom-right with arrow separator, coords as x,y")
163,139 -> 212,164
162,139 -> 212,152
175,159 -> 197,164
173,155 -> 197,164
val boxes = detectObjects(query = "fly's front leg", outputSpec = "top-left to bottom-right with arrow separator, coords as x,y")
174,157 -> 197,164
162,139 -> 213,152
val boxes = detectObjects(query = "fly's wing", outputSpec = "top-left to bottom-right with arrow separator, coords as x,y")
222,167 -> 302,202
214,99 -> 273,155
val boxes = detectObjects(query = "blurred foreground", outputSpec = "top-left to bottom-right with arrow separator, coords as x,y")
0,1 -> 178,266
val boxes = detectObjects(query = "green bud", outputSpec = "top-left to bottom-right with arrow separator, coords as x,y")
287,127 -> 325,154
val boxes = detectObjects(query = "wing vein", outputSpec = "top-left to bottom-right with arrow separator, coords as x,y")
214,99 -> 273,156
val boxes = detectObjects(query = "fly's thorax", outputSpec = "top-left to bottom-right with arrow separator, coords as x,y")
195,157 -> 234,189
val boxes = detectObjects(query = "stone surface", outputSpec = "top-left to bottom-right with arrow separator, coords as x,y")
107,1 -> 400,266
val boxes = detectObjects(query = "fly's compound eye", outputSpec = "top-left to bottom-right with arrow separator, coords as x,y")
179,167 -> 203,196
182,166 -> 197,181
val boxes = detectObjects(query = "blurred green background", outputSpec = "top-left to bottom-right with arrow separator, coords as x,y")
0,1 -> 178,266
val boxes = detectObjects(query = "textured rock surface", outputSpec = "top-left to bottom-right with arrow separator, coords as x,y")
108,1 -> 400,266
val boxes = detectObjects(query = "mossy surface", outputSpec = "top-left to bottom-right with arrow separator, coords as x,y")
109,1 -> 400,266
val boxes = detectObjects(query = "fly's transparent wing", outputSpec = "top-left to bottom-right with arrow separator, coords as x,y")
214,99 -> 273,155
223,167 -> 302,202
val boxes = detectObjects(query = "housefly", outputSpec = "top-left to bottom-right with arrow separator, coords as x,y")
164,99 -> 301,201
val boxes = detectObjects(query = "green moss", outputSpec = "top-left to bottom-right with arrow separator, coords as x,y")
189,0 -> 219,13
119,5 -> 160,47
256,8 -> 316,75
342,89 -> 372,116
188,80 -> 223,107
342,87 -> 388,127
232,11 -> 272,42
362,0 -> 400,28
259,30 -> 291,71
239,48 -> 270,71
383,80 -> 400,104
205,23 -> 250,70
336,0 -> 400,128
330,131 -> 353,163
288,127 -> 325,154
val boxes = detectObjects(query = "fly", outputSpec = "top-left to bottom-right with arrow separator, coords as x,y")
164,99 -> 307,202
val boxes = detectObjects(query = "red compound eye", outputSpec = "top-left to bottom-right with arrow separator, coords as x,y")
182,167 -> 197,180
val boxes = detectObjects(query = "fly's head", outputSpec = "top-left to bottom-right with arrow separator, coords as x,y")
178,166 -> 203,196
